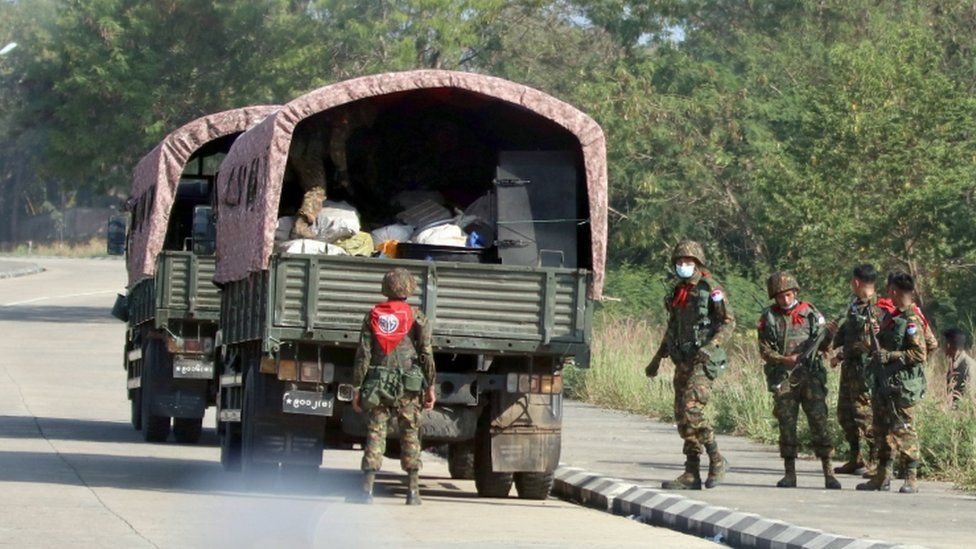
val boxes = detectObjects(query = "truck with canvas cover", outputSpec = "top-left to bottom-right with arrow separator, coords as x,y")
111,106 -> 279,443
213,70 -> 607,499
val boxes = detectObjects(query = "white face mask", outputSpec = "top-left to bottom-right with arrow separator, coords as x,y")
675,263 -> 696,279
786,299 -> 798,310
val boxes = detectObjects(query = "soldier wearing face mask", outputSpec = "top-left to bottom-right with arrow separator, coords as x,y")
646,241 -> 736,490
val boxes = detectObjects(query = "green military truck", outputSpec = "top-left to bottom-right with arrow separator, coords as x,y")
213,70 -> 608,499
111,106 -> 278,443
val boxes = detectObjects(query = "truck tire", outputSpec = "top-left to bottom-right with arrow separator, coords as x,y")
474,418 -> 513,498
173,417 -> 203,444
130,389 -> 142,431
448,441 -> 476,480
220,422 -> 242,472
241,363 -> 276,480
141,341 -> 171,442
514,472 -> 554,500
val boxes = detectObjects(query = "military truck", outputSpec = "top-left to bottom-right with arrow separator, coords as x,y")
110,106 -> 278,443
213,70 -> 608,499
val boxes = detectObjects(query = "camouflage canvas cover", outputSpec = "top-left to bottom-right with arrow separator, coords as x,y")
213,70 -> 609,299
125,105 -> 280,287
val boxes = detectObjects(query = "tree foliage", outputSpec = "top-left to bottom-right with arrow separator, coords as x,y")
2,0 -> 975,328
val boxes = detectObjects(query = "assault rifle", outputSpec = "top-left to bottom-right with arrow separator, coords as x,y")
773,318 -> 836,397
866,304 -> 907,429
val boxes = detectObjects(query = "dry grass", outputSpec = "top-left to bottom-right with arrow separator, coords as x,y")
567,314 -> 976,490
4,237 -> 109,258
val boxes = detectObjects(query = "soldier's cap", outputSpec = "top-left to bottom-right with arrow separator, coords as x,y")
766,271 -> 800,299
381,267 -> 417,299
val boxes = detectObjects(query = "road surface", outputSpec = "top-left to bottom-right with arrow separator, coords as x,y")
0,258 -> 711,548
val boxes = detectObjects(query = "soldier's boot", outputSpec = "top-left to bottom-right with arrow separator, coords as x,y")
899,462 -> 919,494
662,456 -> 702,490
776,458 -> 797,488
346,471 -> 375,504
821,457 -> 842,490
704,443 -> 728,489
834,442 -> 865,475
856,460 -> 891,492
405,470 -> 422,505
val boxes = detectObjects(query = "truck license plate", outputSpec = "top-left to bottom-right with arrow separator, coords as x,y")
173,359 -> 214,379
282,390 -> 334,417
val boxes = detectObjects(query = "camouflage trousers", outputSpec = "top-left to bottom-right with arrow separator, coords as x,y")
873,397 -> 919,465
836,361 -> 873,450
772,380 -> 832,459
673,361 -> 715,457
361,393 -> 422,472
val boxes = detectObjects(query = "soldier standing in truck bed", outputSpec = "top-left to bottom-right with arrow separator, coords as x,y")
646,240 -> 735,490
349,268 -> 437,505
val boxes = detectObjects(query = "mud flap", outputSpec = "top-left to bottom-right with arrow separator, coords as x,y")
490,431 -> 560,473
490,392 -> 562,472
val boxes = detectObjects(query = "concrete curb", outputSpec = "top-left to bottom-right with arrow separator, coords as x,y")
552,466 -> 920,549
0,261 -> 44,280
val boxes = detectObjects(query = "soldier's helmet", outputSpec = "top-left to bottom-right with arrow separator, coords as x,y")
671,240 -> 706,266
766,271 -> 800,299
382,268 -> 417,299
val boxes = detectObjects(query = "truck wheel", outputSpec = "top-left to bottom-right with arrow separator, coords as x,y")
220,422 -> 242,472
130,389 -> 142,431
448,441 -> 476,480
514,472 -> 554,500
173,417 -> 203,444
241,364 -> 275,479
474,420 -> 513,498
141,341 -> 171,442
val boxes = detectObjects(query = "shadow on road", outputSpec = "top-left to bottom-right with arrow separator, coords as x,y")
0,305 -> 116,324
0,415 -> 218,445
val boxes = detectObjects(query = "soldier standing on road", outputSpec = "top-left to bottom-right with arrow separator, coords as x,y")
828,264 -> 882,477
943,328 -> 973,406
857,272 -> 927,494
757,272 -> 842,490
646,241 -> 735,490
348,268 -> 437,505
879,272 -> 939,356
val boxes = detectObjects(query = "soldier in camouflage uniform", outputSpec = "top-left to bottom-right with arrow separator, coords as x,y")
943,328 -> 973,405
290,186 -> 326,240
857,272 -> 927,494
757,272 -> 841,489
829,264 -> 882,476
349,268 -> 436,505
646,241 -> 735,490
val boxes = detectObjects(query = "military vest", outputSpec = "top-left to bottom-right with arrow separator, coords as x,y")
876,312 -> 927,406
360,308 -> 426,408
759,303 -> 826,392
665,278 -> 727,377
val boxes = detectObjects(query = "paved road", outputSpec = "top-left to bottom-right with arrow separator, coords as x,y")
0,258 -> 711,548
562,401 -> 974,548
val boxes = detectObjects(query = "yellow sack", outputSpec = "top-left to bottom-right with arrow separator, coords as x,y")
335,231 -> 374,256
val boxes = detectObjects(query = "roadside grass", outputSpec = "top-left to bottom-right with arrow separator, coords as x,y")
567,314 -> 976,490
3,237 -> 109,258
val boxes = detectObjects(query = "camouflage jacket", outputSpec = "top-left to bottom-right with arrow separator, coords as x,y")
831,295 -> 884,364
757,301 -> 830,366
874,305 -> 927,403
655,271 -> 735,363
947,351 -> 973,398
353,308 -> 436,388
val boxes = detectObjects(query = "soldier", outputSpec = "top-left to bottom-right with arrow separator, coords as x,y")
290,186 -> 326,240
879,272 -> 938,356
348,268 -> 437,505
828,264 -> 882,476
757,272 -> 841,489
943,328 -> 973,405
857,272 -> 927,493
646,241 -> 735,490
